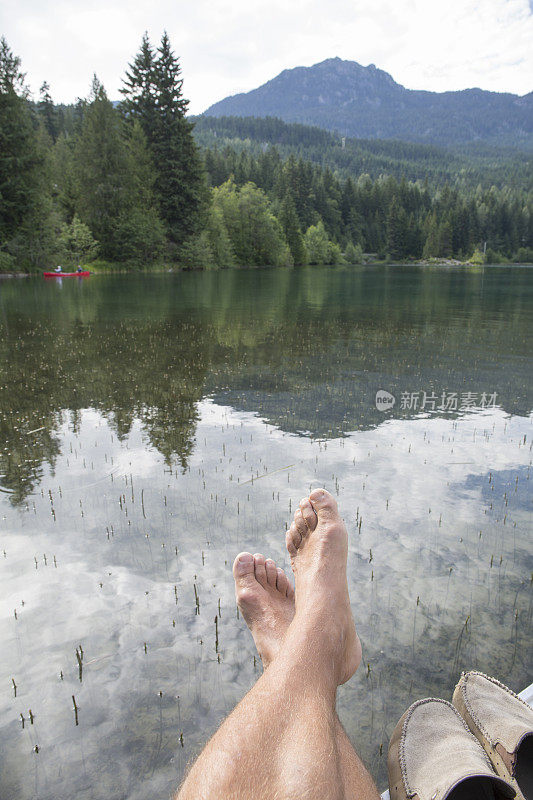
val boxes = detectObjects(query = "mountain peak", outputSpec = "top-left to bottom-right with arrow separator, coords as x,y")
203,58 -> 532,148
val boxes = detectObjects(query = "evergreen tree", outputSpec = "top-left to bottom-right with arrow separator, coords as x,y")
0,38 -> 53,266
75,76 -> 165,263
279,192 -> 307,265
38,82 -> 59,142
438,219 -> 453,258
422,211 -> 440,258
386,197 -> 407,259
1,38 -> 37,243
75,77 -> 133,258
119,32 -> 157,135
121,32 -> 208,249
50,134 -> 78,221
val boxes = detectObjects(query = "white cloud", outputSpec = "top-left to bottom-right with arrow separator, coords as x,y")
1,0 -> 531,112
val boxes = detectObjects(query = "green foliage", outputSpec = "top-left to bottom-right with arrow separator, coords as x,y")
75,78 -> 133,258
304,221 -> 330,264
58,215 -> 99,265
1,36 -> 531,272
51,134 -> 78,220
114,208 -> 166,265
38,82 -> 60,142
514,247 -> 533,263
179,232 -> 215,269
328,241 -> 345,265
204,141 -> 532,264
344,240 -> 363,264
469,247 -> 486,265
422,212 -> 440,258
74,77 -> 165,263
0,40 -> 38,240
213,179 -> 291,266
194,115 -> 532,193
120,32 -> 157,131
386,197 -> 408,259
0,250 -> 15,272
279,192 -> 307,265
0,38 -> 56,267
485,247 -> 504,264
121,32 -> 208,247
205,205 -> 235,267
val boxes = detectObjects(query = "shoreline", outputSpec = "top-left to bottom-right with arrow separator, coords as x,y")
2,260 -> 532,278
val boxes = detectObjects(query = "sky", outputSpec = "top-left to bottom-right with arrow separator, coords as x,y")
1,0 -> 532,113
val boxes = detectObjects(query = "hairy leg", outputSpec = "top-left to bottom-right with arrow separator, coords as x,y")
176,489 -> 380,800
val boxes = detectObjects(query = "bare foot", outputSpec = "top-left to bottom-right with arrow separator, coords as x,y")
233,552 -> 295,668
286,488 -> 361,685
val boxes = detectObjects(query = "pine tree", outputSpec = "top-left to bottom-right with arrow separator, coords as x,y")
422,211 -> 440,258
438,219 -> 453,258
75,77 -> 133,258
0,38 -> 53,266
38,81 -> 59,142
386,197 -> 407,259
75,76 -> 165,263
119,32 -> 157,136
279,192 -> 307,265
1,38 -> 37,242
51,134 -> 78,221
152,32 -> 207,246
121,32 -> 208,250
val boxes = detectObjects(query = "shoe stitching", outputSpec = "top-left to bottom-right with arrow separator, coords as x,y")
460,670 -> 533,749
398,697 -> 494,798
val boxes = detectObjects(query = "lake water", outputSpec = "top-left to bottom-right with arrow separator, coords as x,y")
0,265 -> 532,798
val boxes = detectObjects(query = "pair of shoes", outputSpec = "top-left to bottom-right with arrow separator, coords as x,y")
387,671 -> 533,800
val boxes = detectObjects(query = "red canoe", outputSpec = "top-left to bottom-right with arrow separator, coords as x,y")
43,271 -> 91,278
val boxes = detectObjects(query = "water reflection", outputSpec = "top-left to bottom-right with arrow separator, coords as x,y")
1,266 -> 531,504
0,267 -> 531,797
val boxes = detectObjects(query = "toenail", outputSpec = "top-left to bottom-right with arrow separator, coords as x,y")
238,553 -> 253,563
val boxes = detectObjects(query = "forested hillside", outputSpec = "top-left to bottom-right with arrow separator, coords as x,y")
1,37 -> 531,272
193,115 -> 531,191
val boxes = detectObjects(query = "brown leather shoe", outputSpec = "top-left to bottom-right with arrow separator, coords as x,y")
388,697 -> 515,800
453,672 -> 533,800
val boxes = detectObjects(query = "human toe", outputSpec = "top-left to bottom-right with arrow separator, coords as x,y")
233,552 -> 255,580
253,553 -> 268,588
286,523 -> 301,556
293,509 -> 308,539
276,567 -> 294,598
299,497 -> 318,531
309,488 -> 339,522
265,558 -> 278,587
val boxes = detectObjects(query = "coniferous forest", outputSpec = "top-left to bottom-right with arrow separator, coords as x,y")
1,33 -> 532,272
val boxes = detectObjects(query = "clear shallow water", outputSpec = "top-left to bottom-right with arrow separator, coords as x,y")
0,265 -> 532,798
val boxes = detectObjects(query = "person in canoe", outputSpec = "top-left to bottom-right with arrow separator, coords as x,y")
76,265 -> 83,273
54,265 -> 63,273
